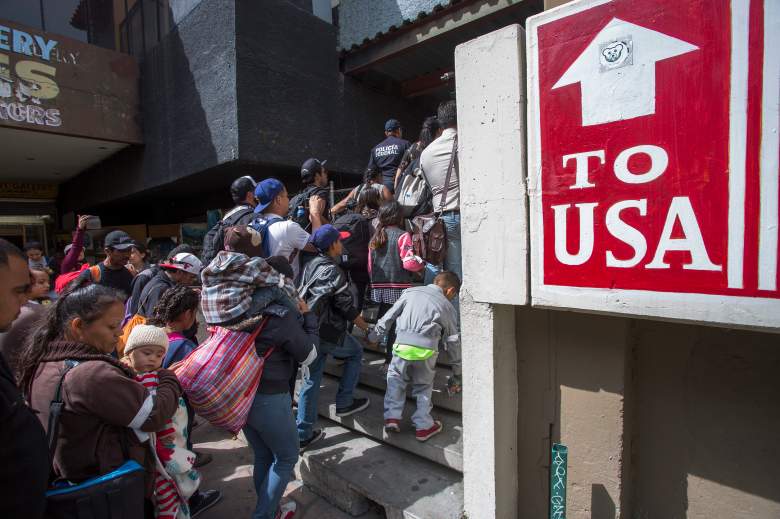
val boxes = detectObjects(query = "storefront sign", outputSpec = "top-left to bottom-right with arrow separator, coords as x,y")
0,19 -> 141,143
0,181 -> 57,199
527,0 -> 780,329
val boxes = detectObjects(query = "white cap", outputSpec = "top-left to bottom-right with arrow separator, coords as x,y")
161,252 -> 202,276
125,324 -> 169,356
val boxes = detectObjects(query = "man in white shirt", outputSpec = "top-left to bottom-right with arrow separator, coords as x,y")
252,178 -> 326,279
419,99 -> 462,391
420,100 -> 461,295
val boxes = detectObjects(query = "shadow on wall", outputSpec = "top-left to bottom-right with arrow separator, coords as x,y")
592,484 -> 616,519
632,322 -> 780,518
235,0 -> 431,177
61,0 -> 230,212
515,306 -> 780,518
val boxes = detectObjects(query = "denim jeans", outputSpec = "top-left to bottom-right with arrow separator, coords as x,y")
242,392 -> 299,519
377,302 -> 398,364
296,333 -> 363,441
424,212 -> 462,321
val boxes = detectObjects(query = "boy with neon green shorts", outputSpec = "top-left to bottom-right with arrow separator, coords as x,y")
368,271 -> 460,442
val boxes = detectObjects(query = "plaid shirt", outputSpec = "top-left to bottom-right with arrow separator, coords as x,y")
201,251 -> 297,325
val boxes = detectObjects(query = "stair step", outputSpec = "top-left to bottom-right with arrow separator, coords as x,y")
297,421 -> 464,519
323,350 -> 462,413
300,375 -> 463,472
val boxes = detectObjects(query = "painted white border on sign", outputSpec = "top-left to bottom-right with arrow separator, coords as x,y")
526,0 -> 780,331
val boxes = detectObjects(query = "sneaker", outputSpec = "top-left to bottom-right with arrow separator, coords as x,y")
190,489 -> 223,517
415,420 -> 443,442
384,419 -> 401,433
193,451 -> 213,468
299,428 -> 324,451
335,397 -> 370,417
275,500 -> 297,519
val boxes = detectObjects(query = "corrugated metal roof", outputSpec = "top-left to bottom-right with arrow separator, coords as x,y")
362,3 -> 538,83
338,0 -> 468,52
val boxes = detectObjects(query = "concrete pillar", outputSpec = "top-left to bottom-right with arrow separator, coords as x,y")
461,299 -> 519,518
455,24 -> 527,519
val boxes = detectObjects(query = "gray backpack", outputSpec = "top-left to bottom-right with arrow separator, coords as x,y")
395,158 -> 432,218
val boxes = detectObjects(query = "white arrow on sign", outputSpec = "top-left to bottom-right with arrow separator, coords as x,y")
553,18 -> 699,126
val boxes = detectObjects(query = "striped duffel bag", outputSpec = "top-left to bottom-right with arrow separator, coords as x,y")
173,318 -> 272,434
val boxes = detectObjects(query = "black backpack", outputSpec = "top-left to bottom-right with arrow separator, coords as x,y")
288,186 -> 328,231
201,206 -> 255,265
333,212 -> 371,273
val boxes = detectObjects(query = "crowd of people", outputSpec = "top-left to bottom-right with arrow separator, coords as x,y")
0,100 -> 462,519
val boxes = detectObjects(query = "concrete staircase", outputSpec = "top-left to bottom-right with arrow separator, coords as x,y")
295,330 -> 464,519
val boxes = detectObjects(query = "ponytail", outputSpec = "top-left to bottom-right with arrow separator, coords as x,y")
369,201 -> 404,250
147,285 -> 199,326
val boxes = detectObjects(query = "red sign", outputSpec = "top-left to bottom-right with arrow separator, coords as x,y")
527,0 -> 779,328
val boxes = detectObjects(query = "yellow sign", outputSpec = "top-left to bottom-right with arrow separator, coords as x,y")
0,182 -> 57,199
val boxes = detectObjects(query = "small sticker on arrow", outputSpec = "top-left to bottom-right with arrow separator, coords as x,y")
599,37 -> 633,71
553,18 -> 699,126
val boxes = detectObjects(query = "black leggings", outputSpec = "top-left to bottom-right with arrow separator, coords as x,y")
377,302 -> 397,364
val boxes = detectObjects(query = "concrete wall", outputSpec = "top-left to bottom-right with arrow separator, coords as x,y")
631,321 -> 780,519
235,0 -> 428,176
60,0 -> 429,215
514,308 -> 780,518
60,0 -> 238,212
454,19 -> 780,519
515,308 -> 631,518
455,23 -> 528,306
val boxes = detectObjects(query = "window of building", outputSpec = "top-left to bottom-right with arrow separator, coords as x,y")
42,0 -> 88,43
119,0 -> 172,58
0,0 -> 123,51
0,0 -> 44,30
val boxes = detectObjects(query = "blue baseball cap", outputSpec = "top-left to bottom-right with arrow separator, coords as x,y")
384,118 -> 401,132
254,178 -> 285,214
310,224 -> 351,252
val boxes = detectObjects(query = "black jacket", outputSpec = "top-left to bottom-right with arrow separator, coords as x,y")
137,270 -> 175,317
250,305 -> 319,394
298,254 -> 360,343
0,354 -> 48,519
127,265 -> 160,316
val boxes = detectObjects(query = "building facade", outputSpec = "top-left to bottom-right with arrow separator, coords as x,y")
1,0 -> 540,259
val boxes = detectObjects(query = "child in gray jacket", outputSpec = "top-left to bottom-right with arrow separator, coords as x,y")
367,271 -> 460,441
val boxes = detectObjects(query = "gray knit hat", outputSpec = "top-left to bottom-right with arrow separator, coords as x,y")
125,324 -> 169,356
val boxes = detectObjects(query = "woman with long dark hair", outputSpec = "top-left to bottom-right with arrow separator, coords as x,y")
330,167 -> 393,216
17,282 -> 183,510
393,115 -> 440,189
368,201 -> 425,364
336,188 -> 384,317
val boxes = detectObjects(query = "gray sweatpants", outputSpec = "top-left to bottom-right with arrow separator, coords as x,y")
384,353 -> 438,430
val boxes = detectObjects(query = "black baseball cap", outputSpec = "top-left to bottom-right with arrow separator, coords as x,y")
301,158 -> 327,181
104,230 -> 135,250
